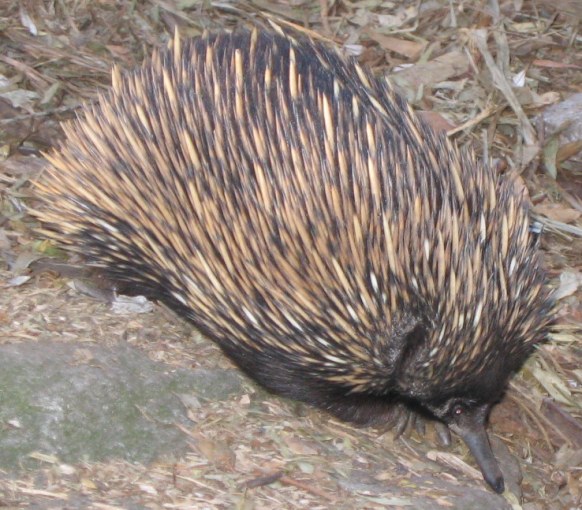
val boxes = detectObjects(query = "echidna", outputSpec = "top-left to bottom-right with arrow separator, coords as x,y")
35,26 -> 553,493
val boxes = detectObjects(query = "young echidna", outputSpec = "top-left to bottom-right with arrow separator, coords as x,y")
35,26 -> 553,493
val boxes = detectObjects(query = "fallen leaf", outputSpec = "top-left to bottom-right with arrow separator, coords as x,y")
558,140 -> 582,163
541,399 -> 582,447
417,110 -> 456,133
533,203 -> 582,224
282,433 -> 319,455
365,31 -> 426,60
532,366 -> 575,406
390,51 -> 470,95
552,271 -> 582,301
194,437 -> 236,470
533,59 -> 582,70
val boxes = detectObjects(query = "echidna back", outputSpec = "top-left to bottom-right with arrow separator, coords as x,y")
36,28 -> 551,405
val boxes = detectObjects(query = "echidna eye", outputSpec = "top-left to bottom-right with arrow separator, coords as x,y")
453,405 -> 464,416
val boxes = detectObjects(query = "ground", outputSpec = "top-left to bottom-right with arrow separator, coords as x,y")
0,1 -> 581,509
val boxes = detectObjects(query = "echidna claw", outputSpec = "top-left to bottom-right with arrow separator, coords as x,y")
393,405 -> 412,438
386,404 -> 451,447
414,415 -> 426,436
435,422 -> 452,446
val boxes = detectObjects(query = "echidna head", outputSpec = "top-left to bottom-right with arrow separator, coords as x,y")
423,393 -> 505,493
391,227 -> 552,494
396,316 -> 544,494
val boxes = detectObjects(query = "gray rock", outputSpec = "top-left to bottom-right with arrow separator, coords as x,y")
0,341 -> 242,470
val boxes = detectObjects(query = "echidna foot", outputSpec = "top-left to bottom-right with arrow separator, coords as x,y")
387,403 -> 452,446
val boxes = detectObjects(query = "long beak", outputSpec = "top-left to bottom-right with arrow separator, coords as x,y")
458,426 -> 505,494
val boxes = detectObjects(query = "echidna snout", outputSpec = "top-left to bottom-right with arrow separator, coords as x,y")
427,399 -> 504,493
459,424 -> 504,494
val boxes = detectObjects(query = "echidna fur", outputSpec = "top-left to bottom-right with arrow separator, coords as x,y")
35,26 -> 554,493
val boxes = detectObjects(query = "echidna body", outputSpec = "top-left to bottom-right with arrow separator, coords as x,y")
36,27 -> 553,493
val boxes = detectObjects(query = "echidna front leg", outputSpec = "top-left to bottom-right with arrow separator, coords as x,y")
387,403 -> 452,446
316,389 -> 451,446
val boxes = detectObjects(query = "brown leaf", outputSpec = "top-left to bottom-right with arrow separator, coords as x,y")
365,31 -> 426,60
282,433 -> 319,456
417,111 -> 456,133
533,203 -> 582,224
533,59 -> 582,70
541,399 -> 582,448
557,140 -> 582,163
193,436 -> 236,470
390,51 -> 470,95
